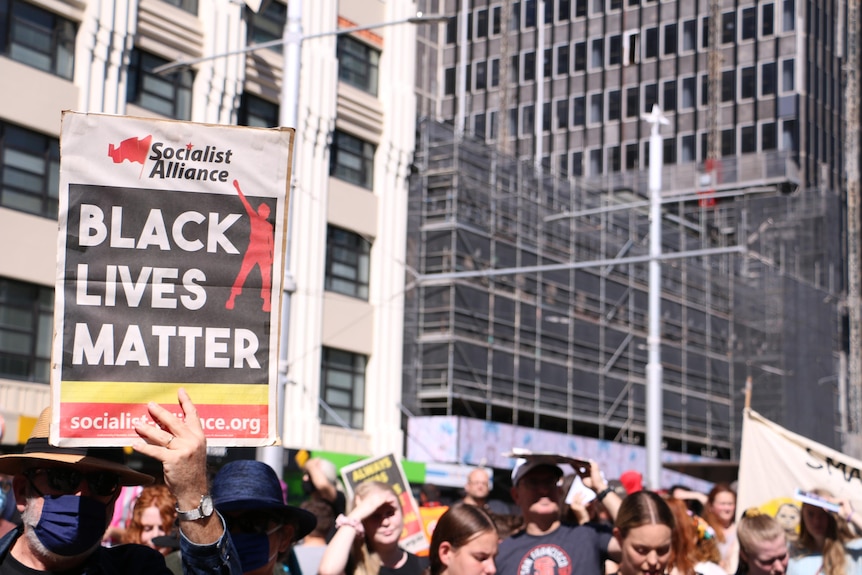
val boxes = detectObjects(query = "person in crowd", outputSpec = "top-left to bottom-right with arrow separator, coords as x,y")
294,498 -> 335,575
0,388 -> 240,574
122,484 -> 177,556
103,484 -> 144,546
428,503 -> 498,575
558,473 -> 592,526
459,469 -> 510,515
787,489 -> 862,575
0,474 -> 17,537
494,452 -> 623,575
774,503 -> 801,543
704,484 -> 739,574
619,471 -> 643,496
318,480 -> 428,575
212,459 -> 317,575
736,509 -> 788,575
612,490 -> 675,575
303,458 -> 346,516
669,484 -> 708,518
666,496 -> 724,575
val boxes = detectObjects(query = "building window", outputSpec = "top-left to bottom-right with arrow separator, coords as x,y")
445,16 -> 457,43
682,19 -> 696,51
573,96 -> 586,125
740,66 -> 756,99
608,146 -> 621,172
741,125 -> 757,153
762,4 -> 775,35
126,49 -> 193,120
476,8 -> 489,37
575,0 -> 587,17
444,68 -> 456,95
474,113 -> 487,139
590,38 -> 603,68
523,51 -> 536,81
522,104 -> 535,134
608,90 -> 621,120
0,277 -> 53,384
762,62 -> 777,95
663,80 -> 677,111
663,138 -> 676,165
338,36 -> 380,96
0,0 -> 77,79
762,122 -> 777,150
558,0 -> 571,20
741,7 -> 756,40
330,130 -> 375,190
238,93 -> 278,127
782,58 -> 795,92
589,149 -> 603,175
682,77 -> 695,109
609,35 -> 622,65
644,83 -> 658,113
556,44 -> 569,75
625,143 -> 638,169
161,0 -> 198,13
783,0 -> 794,31
571,151 -> 583,176
556,98 -> 569,128
721,128 -> 736,155
574,42 -> 586,71
320,347 -> 366,430
589,94 -> 603,124
325,226 -> 371,300
474,61 -> 487,90
645,27 -> 658,58
782,119 -> 796,151
664,23 -> 677,55
246,1 -> 286,53
722,12 -> 735,43
0,121 -> 59,218
681,134 -> 696,163
721,69 -> 735,102
626,87 -> 639,117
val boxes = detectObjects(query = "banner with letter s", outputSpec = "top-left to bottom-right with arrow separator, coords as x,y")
53,112 -> 292,447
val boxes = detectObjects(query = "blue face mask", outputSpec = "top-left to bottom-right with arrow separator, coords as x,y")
231,528 -> 279,573
33,494 -> 108,556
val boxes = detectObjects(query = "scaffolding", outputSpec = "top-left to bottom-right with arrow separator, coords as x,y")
404,120 -> 845,458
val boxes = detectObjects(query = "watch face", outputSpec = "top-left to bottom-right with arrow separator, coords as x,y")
201,495 -> 214,516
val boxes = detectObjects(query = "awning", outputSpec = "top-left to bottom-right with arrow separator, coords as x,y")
663,460 -> 740,484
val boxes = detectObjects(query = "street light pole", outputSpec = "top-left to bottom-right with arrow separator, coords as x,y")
643,104 -> 669,490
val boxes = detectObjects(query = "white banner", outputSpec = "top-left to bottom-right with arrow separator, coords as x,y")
737,408 -> 862,519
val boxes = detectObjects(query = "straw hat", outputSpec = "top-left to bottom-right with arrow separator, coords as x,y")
0,408 -> 154,486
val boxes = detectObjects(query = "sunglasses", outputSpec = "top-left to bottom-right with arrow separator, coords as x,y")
23,467 -> 121,498
225,511 -> 283,535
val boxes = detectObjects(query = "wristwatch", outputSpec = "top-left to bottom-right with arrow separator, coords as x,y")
176,494 -> 214,521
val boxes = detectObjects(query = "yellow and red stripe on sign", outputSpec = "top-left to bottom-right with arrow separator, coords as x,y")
59,382 -> 268,440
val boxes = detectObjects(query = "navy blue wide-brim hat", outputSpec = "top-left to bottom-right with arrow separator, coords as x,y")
212,459 -> 317,539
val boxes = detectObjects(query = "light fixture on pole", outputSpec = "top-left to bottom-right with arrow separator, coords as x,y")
642,104 -> 669,490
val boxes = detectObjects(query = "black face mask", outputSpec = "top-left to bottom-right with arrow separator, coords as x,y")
301,478 -> 315,495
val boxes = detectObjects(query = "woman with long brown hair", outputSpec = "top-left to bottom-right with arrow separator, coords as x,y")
703,484 -> 738,574
428,503 -> 497,575
612,491 -> 675,575
787,489 -> 862,575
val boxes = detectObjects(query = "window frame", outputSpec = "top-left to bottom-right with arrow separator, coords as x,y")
329,130 -> 376,190
0,0 -> 78,80
126,48 -> 194,120
325,226 -> 371,300
319,347 -> 367,430
337,35 -> 381,96
0,277 -> 53,384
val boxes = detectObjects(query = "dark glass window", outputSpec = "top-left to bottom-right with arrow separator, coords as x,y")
556,99 -> 569,128
763,4 -> 775,36
645,27 -> 658,58
476,8 -> 488,37
556,45 -> 569,74
0,278 -> 53,384
591,38 -> 603,68
721,69 -> 735,102
663,138 -> 676,165
762,122 -> 777,150
741,125 -> 757,153
246,1 -> 286,53
644,83 -> 658,113
722,12 -> 735,43
762,62 -> 777,95
682,77 -> 696,108
609,35 -> 622,65
741,66 -> 756,99
574,42 -> 586,71
524,51 -> 536,81
475,61 -> 487,90
474,113 -> 486,139
721,128 -> 736,155
0,0 -> 77,79
238,93 -> 278,127
683,20 -> 696,50
0,121 -> 59,218
492,7 -> 502,34
491,58 -> 500,86
664,23 -> 677,55
126,49 -> 193,120
338,36 -> 380,96
608,90 -> 621,120
626,87 -> 639,117
444,68 -> 456,95
325,226 -> 371,299
783,0 -> 794,31
558,0 -> 571,20
573,97 -> 586,125
575,0 -> 587,17
329,130 -> 375,190
625,144 -> 638,169
571,151 -> 583,176
742,7 -> 756,39
663,80 -> 677,111
609,146 -> 621,172
320,347 -> 366,429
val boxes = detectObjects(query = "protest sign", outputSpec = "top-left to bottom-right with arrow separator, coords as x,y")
52,112 -> 292,446
340,453 -> 429,554
737,408 -> 862,520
